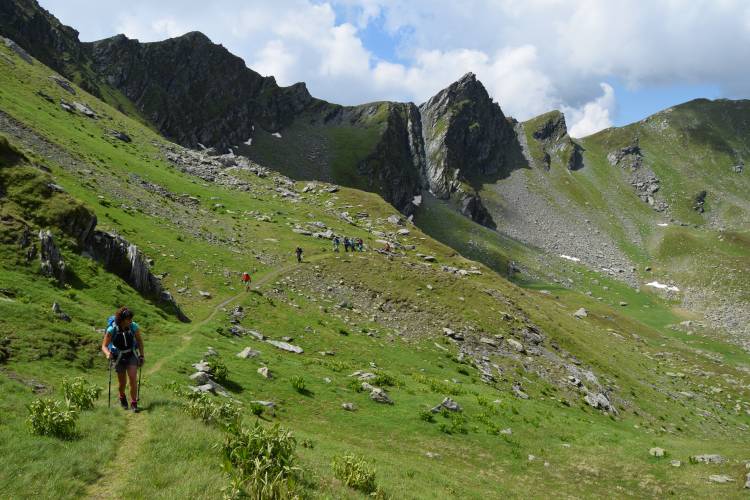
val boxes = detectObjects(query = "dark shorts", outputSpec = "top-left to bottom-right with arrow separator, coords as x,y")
114,352 -> 139,373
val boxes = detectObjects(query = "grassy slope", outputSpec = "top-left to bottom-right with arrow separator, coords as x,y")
1,43 -> 750,499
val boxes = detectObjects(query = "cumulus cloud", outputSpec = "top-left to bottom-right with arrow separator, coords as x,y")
565,84 -> 616,138
38,0 -> 750,136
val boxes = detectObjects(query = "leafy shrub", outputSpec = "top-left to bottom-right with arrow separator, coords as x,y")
62,377 -> 101,411
184,392 -> 242,429
438,412 -> 468,435
220,423 -> 300,499
249,402 -> 265,417
208,357 -> 229,383
27,399 -> 78,439
290,376 -> 306,394
419,408 -> 435,423
331,453 -> 377,494
372,371 -> 401,388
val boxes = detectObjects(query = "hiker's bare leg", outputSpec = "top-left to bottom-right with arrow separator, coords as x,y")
117,370 -> 127,397
127,364 -> 138,402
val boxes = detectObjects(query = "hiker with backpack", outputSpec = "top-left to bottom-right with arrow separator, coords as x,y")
333,236 -> 340,252
241,271 -> 252,291
295,246 -> 303,263
101,306 -> 144,412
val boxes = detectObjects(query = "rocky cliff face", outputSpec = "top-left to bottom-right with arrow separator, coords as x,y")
419,73 -> 518,226
84,32 -> 318,151
0,0 -> 101,96
524,110 -> 584,171
354,102 -> 425,215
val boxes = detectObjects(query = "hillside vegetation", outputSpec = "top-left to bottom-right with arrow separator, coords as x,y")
1,23 -> 750,500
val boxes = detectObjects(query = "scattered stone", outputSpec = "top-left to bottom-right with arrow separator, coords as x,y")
199,290 -> 212,298
708,475 -> 734,484
51,302 -> 71,322
745,472 -> 750,489
671,460 -> 681,467
423,255 -> 437,262
369,387 -> 394,404
189,371 -> 210,384
247,330 -> 266,341
584,392 -> 616,413
500,428 -> 512,435
574,308 -> 588,319
318,351 -> 335,356
204,347 -> 218,357
192,361 -> 210,373
619,301 -> 628,307
49,75 -> 75,94
512,383 -> 529,399
266,339 -> 303,354
341,402 -> 357,411
72,101 -> 97,118
692,454 -> 725,464
386,215 -> 402,225
257,366 -> 272,379
649,447 -> 666,458
479,337 -> 498,347
506,338 -> 525,354
431,397 -> 462,413
443,328 -> 464,341
111,130 -> 132,142
236,347 -> 260,359
425,451 -> 440,459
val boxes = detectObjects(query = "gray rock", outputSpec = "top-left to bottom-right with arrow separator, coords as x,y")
649,447 -> 666,458
204,347 -> 218,357
387,215 -> 402,225
266,339 -> 303,354
2,37 -> 33,64
189,371 -> 210,384
236,347 -> 260,359
443,328 -> 464,341
247,330 -> 266,341
671,460 -> 681,467
111,130 -> 132,142
257,366 -> 272,378
423,255 -> 437,262
692,454 -> 725,464
49,75 -> 75,94
479,337 -> 498,347
369,387 -> 393,404
72,101 -> 97,118
431,397 -> 462,413
192,361 -> 211,373
574,308 -> 588,319
506,338 -> 525,354
192,383 -> 214,394
512,383 -> 529,399
745,472 -> 750,489
199,290 -> 212,298
39,230 -> 65,284
341,402 -> 357,411
584,392 -> 616,414
708,475 -> 734,484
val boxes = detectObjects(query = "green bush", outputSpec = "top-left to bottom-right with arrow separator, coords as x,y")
419,408 -> 435,423
220,423 -> 300,499
61,377 -> 101,411
331,453 -> 378,494
372,371 -> 401,388
249,402 -> 265,417
438,412 -> 468,435
184,392 -> 242,429
208,357 -> 229,383
26,399 -> 78,439
290,376 -> 306,394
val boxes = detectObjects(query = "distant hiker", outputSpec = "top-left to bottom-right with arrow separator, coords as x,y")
241,271 -> 252,291
102,307 -> 144,412
333,236 -> 340,252
356,238 -> 364,251
295,246 -> 303,263
383,242 -> 391,253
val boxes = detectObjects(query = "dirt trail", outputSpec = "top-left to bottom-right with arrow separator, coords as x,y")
84,256 -> 326,499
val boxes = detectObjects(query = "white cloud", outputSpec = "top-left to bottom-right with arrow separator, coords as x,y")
565,83 -> 616,138
38,0 -> 750,135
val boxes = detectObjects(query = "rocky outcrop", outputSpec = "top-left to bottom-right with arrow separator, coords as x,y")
38,229 -> 65,284
354,102 -> 425,215
419,73 -> 518,226
525,111 -> 584,171
84,231 -> 189,322
84,32 -> 317,151
607,142 -> 668,212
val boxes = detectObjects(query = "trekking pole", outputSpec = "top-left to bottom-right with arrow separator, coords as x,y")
137,362 -> 142,402
107,357 -> 112,408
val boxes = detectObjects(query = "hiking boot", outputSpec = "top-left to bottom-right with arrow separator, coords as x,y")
119,395 -> 128,409
130,400 -> 139,413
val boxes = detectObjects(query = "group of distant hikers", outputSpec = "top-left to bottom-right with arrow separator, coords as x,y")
332,236 -> 364,253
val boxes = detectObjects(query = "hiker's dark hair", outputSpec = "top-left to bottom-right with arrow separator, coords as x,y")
115,306 -> 134,327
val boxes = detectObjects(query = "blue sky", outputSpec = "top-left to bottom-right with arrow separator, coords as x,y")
39,0 -> 750,137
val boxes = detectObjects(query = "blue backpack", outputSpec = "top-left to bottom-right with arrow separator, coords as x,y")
106,316 -> 138,355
